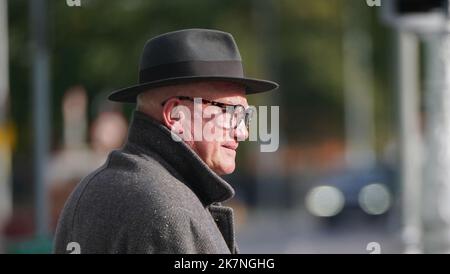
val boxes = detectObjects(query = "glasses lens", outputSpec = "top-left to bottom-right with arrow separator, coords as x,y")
244,107 -> 255,129
212,108 -> 233,129
245,108 -> 254,129
232,106 -> 247,129
212,105 -> 250,130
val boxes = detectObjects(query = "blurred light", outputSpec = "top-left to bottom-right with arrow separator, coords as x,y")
305,186 -> 345,217
358,183 -> 392,215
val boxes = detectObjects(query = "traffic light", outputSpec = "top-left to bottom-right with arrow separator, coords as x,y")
395,0 -> 448,15
382,0 -> 449,32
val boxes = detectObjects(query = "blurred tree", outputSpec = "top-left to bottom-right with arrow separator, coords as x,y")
8,0 -> 394,198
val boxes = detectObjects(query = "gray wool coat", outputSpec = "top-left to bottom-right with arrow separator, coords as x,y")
53,111 -> 239,254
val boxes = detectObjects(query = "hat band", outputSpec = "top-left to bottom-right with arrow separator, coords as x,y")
139,60 -> 244,83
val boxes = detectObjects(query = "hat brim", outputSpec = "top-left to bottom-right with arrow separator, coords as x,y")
108,76 -> 279,103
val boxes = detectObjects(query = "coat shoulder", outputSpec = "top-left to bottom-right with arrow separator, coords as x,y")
64,147 -> 207,220
54,148 -> 224,254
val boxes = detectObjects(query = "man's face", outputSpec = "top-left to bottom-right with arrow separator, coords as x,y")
174,82 -> 249,175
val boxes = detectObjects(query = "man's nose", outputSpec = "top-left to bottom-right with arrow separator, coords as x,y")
233,121 -> 249,141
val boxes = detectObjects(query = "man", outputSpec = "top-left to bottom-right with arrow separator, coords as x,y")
54,29 -> 278,254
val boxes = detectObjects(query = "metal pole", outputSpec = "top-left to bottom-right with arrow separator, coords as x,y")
342,1 -> 376,169
421,10 -> 450,250
397,31 -> 422,254
0,0 -> 8,112
30,0 -> 50,238
252,0 -> 284,208
0,0 -> 12,252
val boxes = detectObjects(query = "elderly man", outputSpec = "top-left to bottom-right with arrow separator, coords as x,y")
54,29 -> 278,254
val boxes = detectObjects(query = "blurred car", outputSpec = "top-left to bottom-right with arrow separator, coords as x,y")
304,164 -> 397,223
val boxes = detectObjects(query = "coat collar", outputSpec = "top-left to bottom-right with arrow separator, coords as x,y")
125,110 -> 235,205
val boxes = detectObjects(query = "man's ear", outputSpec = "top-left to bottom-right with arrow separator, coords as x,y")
162,98 -> 188,134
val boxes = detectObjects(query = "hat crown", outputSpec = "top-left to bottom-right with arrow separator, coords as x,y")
139,29 -> 242,71
108,28 -> 278,103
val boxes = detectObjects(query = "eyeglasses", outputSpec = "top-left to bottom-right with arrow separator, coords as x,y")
161,96 -> 253,130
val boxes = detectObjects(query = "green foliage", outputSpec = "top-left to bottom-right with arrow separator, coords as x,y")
8,0 -> 393,150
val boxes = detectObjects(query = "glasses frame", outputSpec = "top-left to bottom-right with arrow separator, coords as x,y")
161,96 -> 253,130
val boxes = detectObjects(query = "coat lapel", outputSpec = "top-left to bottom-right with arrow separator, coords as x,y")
208,203 -> 239,254
126,111 -> 235,205
127,111 -> 240,253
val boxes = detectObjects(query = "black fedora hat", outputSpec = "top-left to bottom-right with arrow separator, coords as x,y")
108,28 -> 279,103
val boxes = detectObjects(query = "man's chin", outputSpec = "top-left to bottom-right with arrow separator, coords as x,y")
215,162 -> 236,175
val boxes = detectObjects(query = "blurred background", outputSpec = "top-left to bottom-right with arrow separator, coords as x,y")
2,0 -> 450,253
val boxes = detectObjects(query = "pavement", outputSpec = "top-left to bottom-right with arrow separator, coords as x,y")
235,208 -> 403,254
